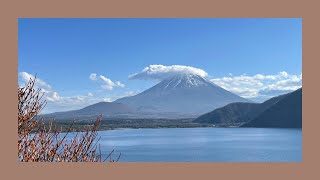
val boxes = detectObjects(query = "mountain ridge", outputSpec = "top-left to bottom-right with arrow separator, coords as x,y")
115,73 -> 251,115
42,73 -> 251,119
241,88 -> 302,128
193,92 -> 289,125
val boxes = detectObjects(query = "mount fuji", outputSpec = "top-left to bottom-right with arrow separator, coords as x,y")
114,74 -> 251,116
43,73 -> 251,119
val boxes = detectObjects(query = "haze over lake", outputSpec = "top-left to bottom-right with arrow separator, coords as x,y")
70,127 -> 302,162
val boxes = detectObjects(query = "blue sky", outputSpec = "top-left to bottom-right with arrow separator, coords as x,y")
18,18 -> 302,113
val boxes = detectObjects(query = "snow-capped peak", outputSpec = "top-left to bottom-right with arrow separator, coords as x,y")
115,72 -> 250,115
158,73 -> 210,90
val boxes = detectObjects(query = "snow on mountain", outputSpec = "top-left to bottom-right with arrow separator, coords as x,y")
115,73 -> 251,115
43,73 -> 252,119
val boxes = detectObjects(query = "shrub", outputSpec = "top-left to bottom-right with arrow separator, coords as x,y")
18,76 -> 120,162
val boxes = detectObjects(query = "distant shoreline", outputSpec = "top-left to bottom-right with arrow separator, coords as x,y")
36,118 -> 244,132
35,119 -> 301,133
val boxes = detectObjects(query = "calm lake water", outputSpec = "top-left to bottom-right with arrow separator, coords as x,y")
81,128 -> 302,162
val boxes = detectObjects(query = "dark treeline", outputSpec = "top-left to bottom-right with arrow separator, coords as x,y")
43,118 -> 221,132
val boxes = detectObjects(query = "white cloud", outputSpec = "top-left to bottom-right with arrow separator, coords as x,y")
19,72 -> 113,113
18,72 -> 137,113
89,73 -> 97,81
19,72 -> 63,103
99,75 -> 125,90
262,74 -> 302,91
46,92 -> 61,102
42,94 -> 109,113
210,71 -> 302,100
43,93 -> 114,113
129,64 -> 208,81
103,98 -> 112,102
90,73 -> 125,90
19,70 -> 302,113
19,72 -> 52,89
124,90 -> 139,97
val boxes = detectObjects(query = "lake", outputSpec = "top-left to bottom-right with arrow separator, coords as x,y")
87,128 -> 302,162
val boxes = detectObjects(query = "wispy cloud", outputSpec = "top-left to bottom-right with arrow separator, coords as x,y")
18,72 -> 137,113
19,72 -> 59,103
89,73 -> 97,81
19,72 -> 52,89
210,71 -> 302,100
128,65 -> 302,101
129,64 -> 208,81
43,94 -> 108,113
19,70 -> 302,113
90,73 -> 125,90
18,72 -> 115,113
123,90 -> 139,97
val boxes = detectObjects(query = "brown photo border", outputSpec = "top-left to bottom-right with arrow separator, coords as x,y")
0,0 -> 319,179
